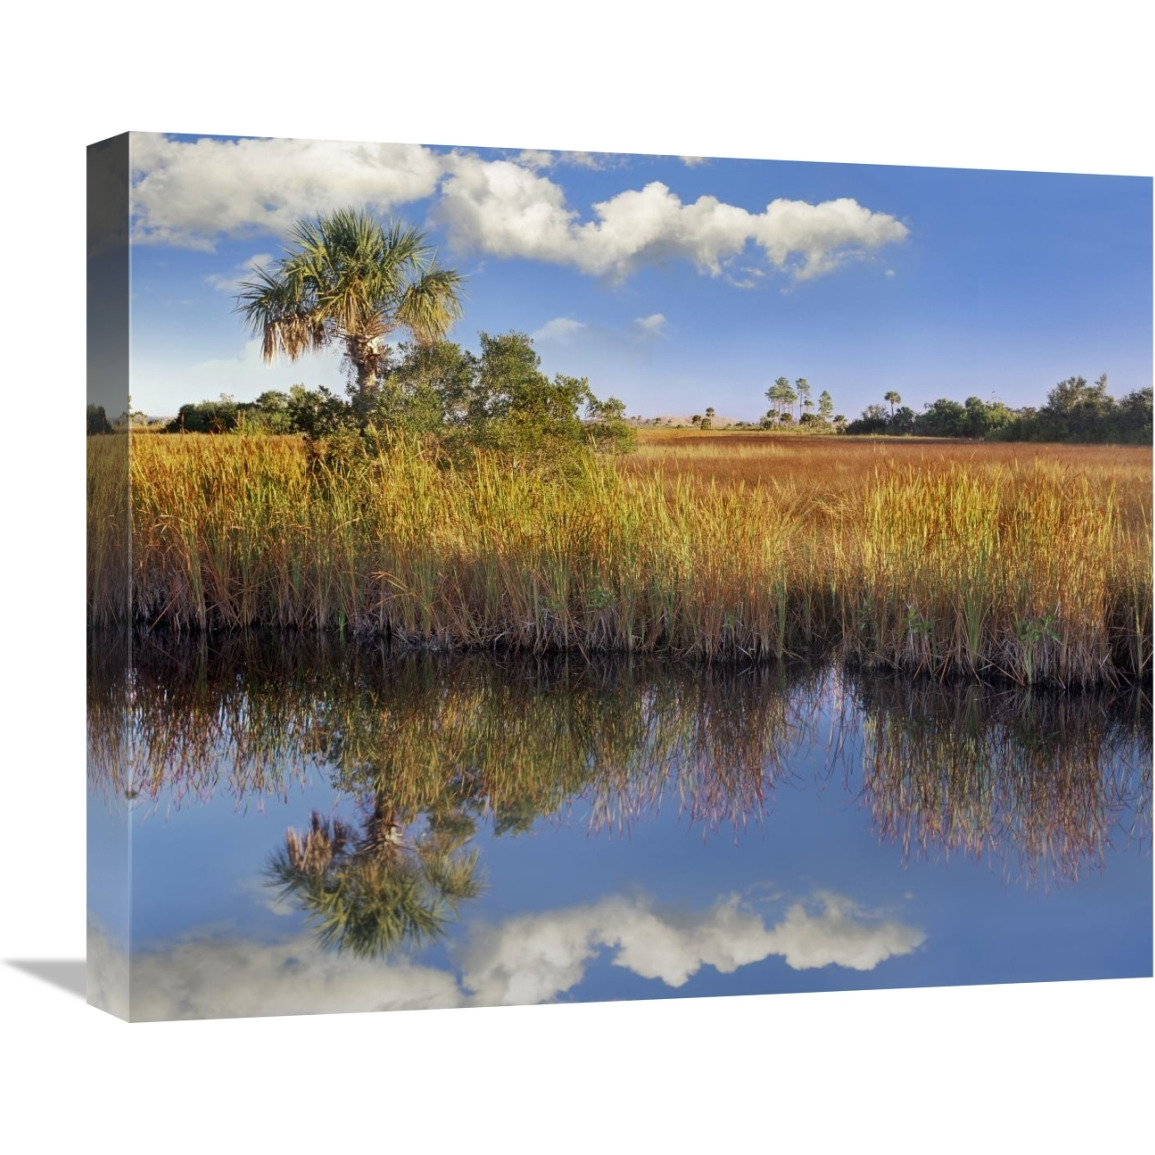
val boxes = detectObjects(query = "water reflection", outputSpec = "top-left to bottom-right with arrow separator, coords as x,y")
86,632 -> 1152,1016
850,676 -> 1150,884
89,632 -> 1150,909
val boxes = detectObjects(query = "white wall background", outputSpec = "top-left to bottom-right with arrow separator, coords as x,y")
1,4 -> 1150,1150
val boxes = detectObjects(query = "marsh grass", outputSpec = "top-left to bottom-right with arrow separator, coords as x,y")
89,430 -> 1152,686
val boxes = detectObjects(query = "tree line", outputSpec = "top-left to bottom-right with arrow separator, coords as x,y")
844,375 -> 1152,444
163,332 -> 635,463
762,377 -> 843,429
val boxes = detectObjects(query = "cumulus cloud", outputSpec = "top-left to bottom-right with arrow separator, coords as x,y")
633,313 -> 667,336
89,922 -> 464,1022
461,890 -> 925,1006
748,197 -> 910,279
436,156 -> 907,280
679,156 -> 709,167
127,135 -> 908,283
129,133 -> 444,248
87,887 -> 924,1020
531,317 -> 588,343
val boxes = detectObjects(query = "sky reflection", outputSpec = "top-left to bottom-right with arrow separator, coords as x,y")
87,635 -> 1152,1020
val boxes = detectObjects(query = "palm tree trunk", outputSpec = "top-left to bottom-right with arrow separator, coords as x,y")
364,793 -> 403,858
347,336 -> 385,406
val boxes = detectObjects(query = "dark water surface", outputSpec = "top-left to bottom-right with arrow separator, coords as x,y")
87,633 -> 1152,1020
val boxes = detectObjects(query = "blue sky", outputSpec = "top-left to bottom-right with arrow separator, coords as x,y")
127,133 -> 1152,421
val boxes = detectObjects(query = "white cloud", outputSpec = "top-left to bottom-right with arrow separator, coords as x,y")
436,156 -> 907,281
633,313 -> 667,336
513,149 -> 557,170
129,133 -> 444,249
559,150 -> 613,169
127,135 -> 909,282
205,252 -> 273,293
679,156 -> 709,167
531,317 -> 588,343
89,922 -> 464,1022
87,887 -> 924,1020
749,197 -> 910,279
435,156 -> 579,268
461,890 -> 925,1006
762,891 -> 927,971
509,150 -> 616,171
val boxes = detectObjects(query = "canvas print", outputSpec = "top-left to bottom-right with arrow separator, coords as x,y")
87,133 -> 1152,1022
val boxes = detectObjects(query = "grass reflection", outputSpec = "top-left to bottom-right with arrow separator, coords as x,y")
847,676 -> 1151,884
88,631 -> 1151,941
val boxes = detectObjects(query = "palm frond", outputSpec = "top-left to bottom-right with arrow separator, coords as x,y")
233,208 -> 464,386
396,268 -> 465,344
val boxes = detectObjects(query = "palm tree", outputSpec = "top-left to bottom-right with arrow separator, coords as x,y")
884,390 -> 902,418
266,795 -> 484,959
236,209 -> 464,409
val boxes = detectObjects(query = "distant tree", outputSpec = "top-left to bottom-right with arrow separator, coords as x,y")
767,376 -> 797,422
796,378 -> 812,421
167,395 -> 241,434
284,384 -> 356,438
87,403 -> 112,435
890,405 -> 917,435
960,395 -> 1014,439
1035,374 -> 1114,442
1113,387 -> 1153,443
586,395 -> 636,454
817,390 -> 834,425
691,414 -> 702,426
846,404 -> 891,435
915,398 -> 968,438
884,390 -> 902,418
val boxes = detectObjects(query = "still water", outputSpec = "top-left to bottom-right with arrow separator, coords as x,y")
87,633 -> 1152,1020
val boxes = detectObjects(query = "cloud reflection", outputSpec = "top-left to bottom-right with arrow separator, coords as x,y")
89,888 -> 925,1021
461,890 -> 926,1005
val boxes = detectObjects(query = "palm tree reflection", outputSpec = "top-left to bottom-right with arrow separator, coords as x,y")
266,791 -> 484,958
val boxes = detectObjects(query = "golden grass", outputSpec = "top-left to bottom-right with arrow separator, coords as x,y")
88,429 -> 1153,686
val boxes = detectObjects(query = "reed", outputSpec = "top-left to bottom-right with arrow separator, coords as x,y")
88,430 -> 1152,686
